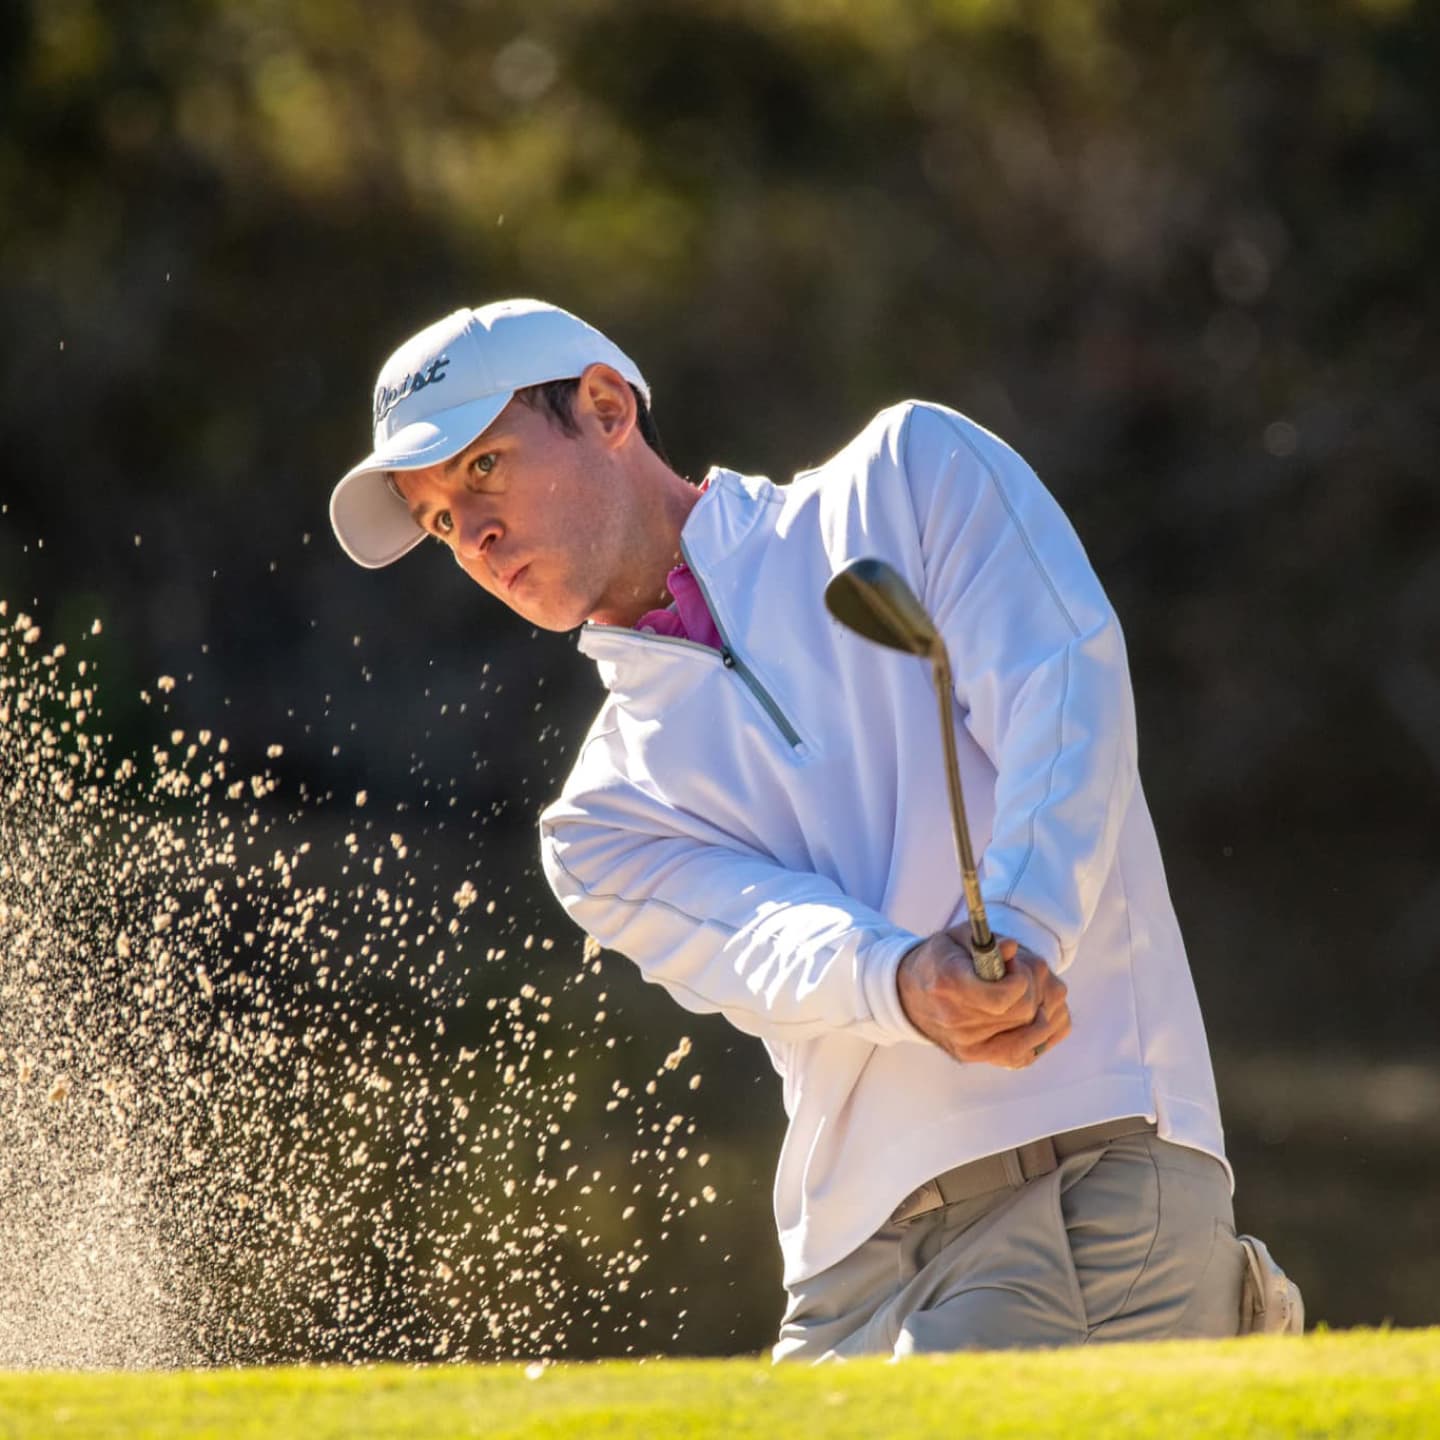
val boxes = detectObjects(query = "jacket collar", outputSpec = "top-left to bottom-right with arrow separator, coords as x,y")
576,466 -> 776,666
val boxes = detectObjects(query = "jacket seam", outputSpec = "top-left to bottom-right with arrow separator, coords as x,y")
983,900 -> 1063,959
1114,843 -> 1145,1061
1002,642 -> 1072,905
904,404 -> 1084,908
572,719 -> 621,767
925,408 -> 1082,640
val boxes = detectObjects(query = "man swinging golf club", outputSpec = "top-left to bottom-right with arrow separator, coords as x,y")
329,298 -> 1301,1357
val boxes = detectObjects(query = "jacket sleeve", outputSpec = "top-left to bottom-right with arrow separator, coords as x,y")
902,404 -> 1139,972
539,754 -> 926,1047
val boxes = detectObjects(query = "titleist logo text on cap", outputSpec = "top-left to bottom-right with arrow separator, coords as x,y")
374,355 -> 450,428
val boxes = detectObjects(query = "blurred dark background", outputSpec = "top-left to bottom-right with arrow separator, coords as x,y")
2,0 -> 1437,1356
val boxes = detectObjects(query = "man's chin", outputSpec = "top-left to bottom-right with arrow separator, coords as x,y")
507,597 -> 589,634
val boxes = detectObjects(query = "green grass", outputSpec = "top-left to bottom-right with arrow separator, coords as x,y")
2,1330 -> 1437,1439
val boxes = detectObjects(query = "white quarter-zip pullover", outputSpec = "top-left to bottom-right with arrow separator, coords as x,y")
540,401 -> 1226,1287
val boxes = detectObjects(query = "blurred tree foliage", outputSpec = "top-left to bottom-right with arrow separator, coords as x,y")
2,0 -> 1439,1352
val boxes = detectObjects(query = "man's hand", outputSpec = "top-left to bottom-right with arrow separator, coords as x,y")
897,925 -> 1071,1069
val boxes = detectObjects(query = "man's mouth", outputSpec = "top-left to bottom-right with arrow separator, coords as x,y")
504,563 -> 529,593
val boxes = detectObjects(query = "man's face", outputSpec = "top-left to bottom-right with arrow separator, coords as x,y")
391,367 -> 641,631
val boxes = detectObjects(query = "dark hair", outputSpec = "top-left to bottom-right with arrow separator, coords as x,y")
513,377 -> 671,467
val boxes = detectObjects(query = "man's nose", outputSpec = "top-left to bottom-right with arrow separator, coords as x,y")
454,505 -> 499,560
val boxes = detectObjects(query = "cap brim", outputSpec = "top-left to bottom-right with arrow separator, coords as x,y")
329,393 -> 511,568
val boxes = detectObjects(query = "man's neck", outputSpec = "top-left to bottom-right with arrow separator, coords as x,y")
588,460 -> 705,628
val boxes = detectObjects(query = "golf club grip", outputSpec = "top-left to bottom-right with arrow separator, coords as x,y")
970,939 -> 1006,982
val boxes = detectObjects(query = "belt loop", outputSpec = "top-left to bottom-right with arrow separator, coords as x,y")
1018,1136 -> 1058,1181
1000,1149 -> 1026,1189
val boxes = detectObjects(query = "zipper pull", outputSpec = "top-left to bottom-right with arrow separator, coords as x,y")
721,649 -> 737,669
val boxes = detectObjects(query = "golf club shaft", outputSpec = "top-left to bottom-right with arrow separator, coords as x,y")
931,649 -> 1005,981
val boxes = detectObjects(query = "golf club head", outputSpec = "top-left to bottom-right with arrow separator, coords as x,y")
824,557 -> 940,658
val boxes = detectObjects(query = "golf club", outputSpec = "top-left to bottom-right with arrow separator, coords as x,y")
824,556 -> 1006,982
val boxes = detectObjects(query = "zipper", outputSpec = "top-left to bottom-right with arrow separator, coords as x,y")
586,545 -> 807,754
678,537 -> 806,753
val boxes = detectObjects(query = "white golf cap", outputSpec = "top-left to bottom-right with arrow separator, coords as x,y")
329,299 -> 650,568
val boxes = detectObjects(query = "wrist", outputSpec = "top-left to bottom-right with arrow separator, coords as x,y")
861,930 -> 929,1044
896,937 -> 936,1038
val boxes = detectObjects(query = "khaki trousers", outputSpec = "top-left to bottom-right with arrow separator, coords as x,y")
774,1133 -> 1244,1362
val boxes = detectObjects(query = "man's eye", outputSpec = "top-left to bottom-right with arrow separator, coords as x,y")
435,510 -> 454,536
473,453 -> 497,477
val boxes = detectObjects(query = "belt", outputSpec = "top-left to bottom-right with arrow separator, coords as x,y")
887,1116 -> 1158,1225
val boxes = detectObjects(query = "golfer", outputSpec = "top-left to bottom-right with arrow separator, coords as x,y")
330,299 -> 1297,1358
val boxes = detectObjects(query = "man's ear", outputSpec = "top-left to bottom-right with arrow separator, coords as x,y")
575,362 -> 637,449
